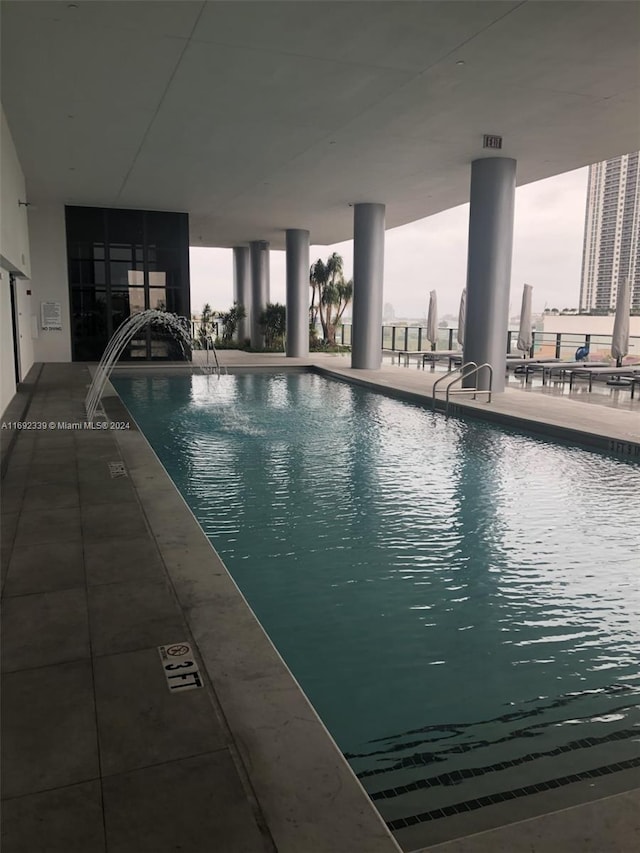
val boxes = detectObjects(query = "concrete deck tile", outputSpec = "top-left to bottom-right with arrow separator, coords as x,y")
34,434 -> 78,449
75,445 -> 121,463
27,461 -> 78,485
31,448 -> 78,467
102,752 -> 272,853
74,434 -> 119,450
1,510 -> 19,546
14,506 -> 82,546
1,466 -> 30,491
81,503 -> 148,543
94,647 -> 227,776
88,579 -> 186,656
4,448 -> 33,468
159,542 -> 229,608
141,502 -> 203,548
0,482 -> 25,513
3,540 -> 85,596
8,433 -> 36,451
1,781 -> 105,853
22,481 -> 80,511
143,510 -> 204,548
77,465 -> 129,486
1,660 -> 99,798
1,587 -> 89,671
84,537 -> 164,586
79,478 -> 138,507
1,551 -> 12,589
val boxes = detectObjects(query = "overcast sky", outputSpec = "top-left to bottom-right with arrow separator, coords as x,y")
189,165 -> 588,321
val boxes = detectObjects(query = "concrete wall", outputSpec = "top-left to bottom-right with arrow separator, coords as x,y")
541,314 -> 640,337
28,204 -> 71,363
1,106 -> 33,412
539,313 -> 640,359
1,107 -> 31,279
0,267 -> 16,416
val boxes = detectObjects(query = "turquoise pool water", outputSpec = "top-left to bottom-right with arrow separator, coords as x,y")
113,372 -> 640,829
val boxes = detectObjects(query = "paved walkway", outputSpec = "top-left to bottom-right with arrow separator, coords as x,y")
1,356 -> 638,853
1,364 -> 274,852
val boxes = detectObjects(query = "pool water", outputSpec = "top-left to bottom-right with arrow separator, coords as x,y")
113,372 -> 640,829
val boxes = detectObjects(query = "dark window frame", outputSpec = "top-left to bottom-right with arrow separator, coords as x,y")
66,206 -> 190,361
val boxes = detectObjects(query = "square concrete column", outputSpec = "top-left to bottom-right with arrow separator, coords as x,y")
463,158 -> 516,392
249,241 -> 270,348
285,229 -> 310,357
233,247 -> 251,343
352,203 -> 385,370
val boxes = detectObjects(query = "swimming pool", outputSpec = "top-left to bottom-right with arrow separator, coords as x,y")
113,371 -> 640,832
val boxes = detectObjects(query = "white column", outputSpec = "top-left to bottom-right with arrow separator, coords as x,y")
233,246 -> 250,343
249,240 -> 270,348
285,229 -> 310,357
351,203 -> 385,370
463,158 -> 516,392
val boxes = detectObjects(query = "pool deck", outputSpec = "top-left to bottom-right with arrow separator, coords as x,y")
1,355 -> 639,853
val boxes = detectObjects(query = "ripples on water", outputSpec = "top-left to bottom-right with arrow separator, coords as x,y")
114,373 -> 640,825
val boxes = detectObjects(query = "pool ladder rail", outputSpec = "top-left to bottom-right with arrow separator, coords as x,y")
201,335 -> 228,376
432,361 -> 493,414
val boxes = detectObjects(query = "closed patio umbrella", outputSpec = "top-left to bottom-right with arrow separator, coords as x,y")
457,289 -> 466,347
611,276 -> 630,367
426,290 -> 438,349
516,284 -> 533,355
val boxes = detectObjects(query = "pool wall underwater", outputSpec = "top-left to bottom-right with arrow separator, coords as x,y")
106,366 -> 640,851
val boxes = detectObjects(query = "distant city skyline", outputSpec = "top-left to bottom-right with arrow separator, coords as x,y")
190,165 -> 590,320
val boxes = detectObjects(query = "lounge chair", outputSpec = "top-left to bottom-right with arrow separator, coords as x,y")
522,360 -> 609,385
567,364 -> 640,392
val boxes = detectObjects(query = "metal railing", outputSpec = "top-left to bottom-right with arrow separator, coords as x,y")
445,363 -> 493,414
339,324 -> 640,360
432,362 -> 478,410
201,335 -> 226,376
431,361 -> 493,415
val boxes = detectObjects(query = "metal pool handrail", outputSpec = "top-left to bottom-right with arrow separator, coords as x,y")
432,362 -> 478,410
445,362 -> 493,415
202,334 -> 227,376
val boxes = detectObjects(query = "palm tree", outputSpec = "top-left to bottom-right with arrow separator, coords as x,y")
309,259 -> 327,329
259,303 -> 286,350
197,303 -> 214,347
310,253 -> 353,345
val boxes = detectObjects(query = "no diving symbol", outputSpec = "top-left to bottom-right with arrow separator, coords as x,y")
158,642 -> 203,693
166,643 -> 190,657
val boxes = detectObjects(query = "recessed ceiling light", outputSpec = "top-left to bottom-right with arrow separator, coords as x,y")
67,3 -> 79,9
456,60 -> 466,66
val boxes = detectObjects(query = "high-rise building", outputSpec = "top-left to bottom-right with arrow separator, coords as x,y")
383,302 -> 396,322
579,152 -> 640,312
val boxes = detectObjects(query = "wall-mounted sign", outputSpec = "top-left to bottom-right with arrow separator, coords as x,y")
41,301 -> 62,331
483,134 -> 503,150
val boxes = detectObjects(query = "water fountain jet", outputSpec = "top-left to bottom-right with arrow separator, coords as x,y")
85,309 -> 192,422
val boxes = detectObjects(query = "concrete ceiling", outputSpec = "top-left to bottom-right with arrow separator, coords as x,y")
2,1 -> 639,249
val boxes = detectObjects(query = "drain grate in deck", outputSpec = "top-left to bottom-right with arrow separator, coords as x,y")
108,462 -> 128,478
